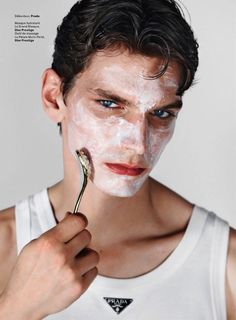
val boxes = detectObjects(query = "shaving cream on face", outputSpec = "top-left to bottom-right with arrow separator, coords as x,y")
65,50 -> 181,197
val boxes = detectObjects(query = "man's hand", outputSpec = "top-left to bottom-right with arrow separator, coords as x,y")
0,212 -> 99,320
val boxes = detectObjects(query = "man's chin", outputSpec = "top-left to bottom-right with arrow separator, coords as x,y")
101,188 -> 140,198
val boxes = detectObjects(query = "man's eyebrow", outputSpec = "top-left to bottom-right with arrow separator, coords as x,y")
88,88 -> 131,105
158,100 -> 183,110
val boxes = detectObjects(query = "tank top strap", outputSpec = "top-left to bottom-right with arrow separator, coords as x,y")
15,189 -> 56,255
15,197 -> 31,255
31,188 -> 57,233
210,213 -> 230,320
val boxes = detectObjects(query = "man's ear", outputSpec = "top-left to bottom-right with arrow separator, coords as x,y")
41,68 -> 67,123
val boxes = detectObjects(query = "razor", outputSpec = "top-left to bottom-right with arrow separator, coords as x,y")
73,149 -> 90,213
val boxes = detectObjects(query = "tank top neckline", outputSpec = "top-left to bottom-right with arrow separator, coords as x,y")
37,188 -> 208,290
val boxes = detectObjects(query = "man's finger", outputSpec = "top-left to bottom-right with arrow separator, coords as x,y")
47,213 -> 88,243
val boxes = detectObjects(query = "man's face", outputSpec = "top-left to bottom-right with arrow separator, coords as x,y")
64,48 -> 182,197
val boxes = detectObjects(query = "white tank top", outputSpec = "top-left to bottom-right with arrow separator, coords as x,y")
15,189 -> 230,320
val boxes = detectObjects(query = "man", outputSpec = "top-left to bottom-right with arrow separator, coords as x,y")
0,0 -> 235,319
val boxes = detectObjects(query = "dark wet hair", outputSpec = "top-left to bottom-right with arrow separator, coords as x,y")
52,0 -> 199,131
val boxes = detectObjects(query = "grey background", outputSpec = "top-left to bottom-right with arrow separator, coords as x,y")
0,0 -> 235,227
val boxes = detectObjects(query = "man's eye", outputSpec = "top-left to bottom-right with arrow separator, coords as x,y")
152,109 -> 175,119
98,100 -> 118,109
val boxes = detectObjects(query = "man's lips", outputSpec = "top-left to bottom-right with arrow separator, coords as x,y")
105,163 -> 146,176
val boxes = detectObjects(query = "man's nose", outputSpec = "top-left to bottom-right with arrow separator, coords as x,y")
122,116 -> 147,155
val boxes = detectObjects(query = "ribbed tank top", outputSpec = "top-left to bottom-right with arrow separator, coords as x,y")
15,189 -> 230,320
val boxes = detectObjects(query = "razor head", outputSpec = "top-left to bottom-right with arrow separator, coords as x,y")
75,149 -> 90,177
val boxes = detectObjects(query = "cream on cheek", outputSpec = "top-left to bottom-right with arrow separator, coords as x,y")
147,125 -> 174,168
67,101 -> 106,159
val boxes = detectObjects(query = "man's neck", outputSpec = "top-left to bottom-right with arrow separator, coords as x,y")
48,177 -> 158,247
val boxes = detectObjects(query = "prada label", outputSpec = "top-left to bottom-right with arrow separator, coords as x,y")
103,297 -> 133,314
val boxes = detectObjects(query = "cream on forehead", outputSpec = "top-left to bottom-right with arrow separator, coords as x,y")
79,59 -> 180,114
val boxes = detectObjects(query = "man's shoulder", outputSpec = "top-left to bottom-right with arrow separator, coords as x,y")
0,206 -> 16,242
0,206 -> 17,294
226,227 -> 236,319
228,227 -> 236,254
149,178 -> 236,317
0,205 -> 15,218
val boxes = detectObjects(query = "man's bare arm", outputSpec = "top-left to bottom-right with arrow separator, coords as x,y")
226,227 -> 236,320
0,207 -> 17,294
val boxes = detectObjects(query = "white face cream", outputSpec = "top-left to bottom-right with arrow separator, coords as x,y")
64,49 -> 181,197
